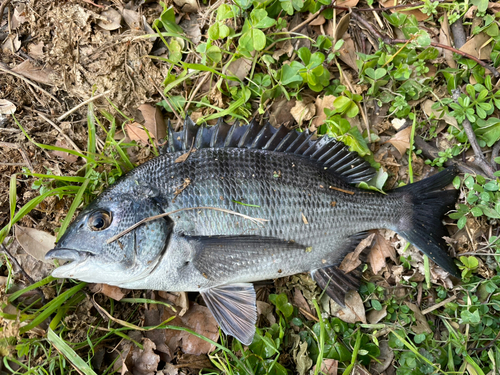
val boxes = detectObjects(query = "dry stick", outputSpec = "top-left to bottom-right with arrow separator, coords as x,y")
421,295 -> 457,315
38,113 -> 83,154
106,206 -> 269,244
56,90 -> 111,122
0,141 -> 34,171
350,13 -> 500,79
0,63 -> 61,104
184,71 -> 210,112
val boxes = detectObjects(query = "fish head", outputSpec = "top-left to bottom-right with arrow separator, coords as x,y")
46,185 -> 172,285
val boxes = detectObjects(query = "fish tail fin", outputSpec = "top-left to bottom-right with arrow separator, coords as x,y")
392,165 -> 459,277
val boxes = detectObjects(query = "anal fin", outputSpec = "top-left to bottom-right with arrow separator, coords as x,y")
312,266 -> 361,307
201,283 -> 257,345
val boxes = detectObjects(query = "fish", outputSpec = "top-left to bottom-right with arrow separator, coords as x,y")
45,117 -> 459,345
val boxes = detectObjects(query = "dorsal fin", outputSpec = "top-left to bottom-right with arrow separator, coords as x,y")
161,117 -> 375,184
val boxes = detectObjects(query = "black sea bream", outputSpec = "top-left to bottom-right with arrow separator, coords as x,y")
46,118 -> 459,345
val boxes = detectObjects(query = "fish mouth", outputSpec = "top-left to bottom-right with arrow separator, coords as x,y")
45,248 -> 91,263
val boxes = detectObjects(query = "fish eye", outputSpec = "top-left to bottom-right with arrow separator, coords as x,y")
88,210 -> 112,231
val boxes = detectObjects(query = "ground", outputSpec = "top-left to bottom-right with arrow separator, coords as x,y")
1,0 -> 500,374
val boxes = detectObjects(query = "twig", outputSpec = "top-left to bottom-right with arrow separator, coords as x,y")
38,113 -> 83,154
106,206 -> 269,244
491,141 -> 500,167
421,295 -> 456,315
56,90 -> 111,122
0,141 -> 34,171
0,63 -> 61,104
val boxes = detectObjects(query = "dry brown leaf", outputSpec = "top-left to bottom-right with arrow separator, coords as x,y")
387,127 -> 412,156
144,307 -> 172,363
125,122 -> 152,146
11,60 -> 55,86
52,139 -> 79,163
459,32 -> 492,59
405,302 -> 432,334
175,148 -> 197,163
334,14 -> 350,43
332,291 -> 366,324
97,8 -> 122,30
339,233 -> 375,273
180,15 -> 202,44
128,338 -> 160,375
2,34 -> 21,53
371,340 -> 394,374
379,0 -> 428,21
439,13 -> 456,69
336,0 -> 359,8
15,225 -> 56,262
311,95 -> 336,129
368,232 -> 397,275
159,291 -> 189,316
121,8 -> 141,30
162,303 -> 219,355
301,212 -> 309,225
338,33 -> 358,72
291,101 -> 315,125
11,4 -> 28,29
257,301 -> 276,325
367,304 -> 387,324
225,58 -> 252,87
0,99 -> 16,115
421,99 -> 458,129
269,98 -> 296,126
464,5 -> 477,18
293,288 -> 313,315
309,14 -> 326,26
174,0 -> 199,13
138,104 -> 166,140
88,283 -> 128,301
312,359 -> 338,375
28,42 -> 45,59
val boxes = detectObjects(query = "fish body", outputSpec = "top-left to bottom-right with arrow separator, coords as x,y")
46,118 -> 459,345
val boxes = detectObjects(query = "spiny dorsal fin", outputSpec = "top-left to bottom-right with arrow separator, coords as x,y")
162,117 -> 375,184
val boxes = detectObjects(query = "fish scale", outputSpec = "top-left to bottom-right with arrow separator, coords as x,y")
46,118 -> 459,345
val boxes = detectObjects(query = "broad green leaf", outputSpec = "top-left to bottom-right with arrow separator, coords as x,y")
297,47 -> 312,65
206,45 -> 222,63
216,4 -> 235,20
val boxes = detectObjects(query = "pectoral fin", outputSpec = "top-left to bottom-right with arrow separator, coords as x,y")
201,283 -> 257,346
312,266 -> 361,307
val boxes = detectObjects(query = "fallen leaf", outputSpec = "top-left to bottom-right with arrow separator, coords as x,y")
421,99 -> 458,129
11,60 -> 55,86
334,13 -> 350,42
0,99 -> 16,115
352,364 -> 371,375
162,303 -> 219,355
225,58 -> 252,87
379,0 -> 429,21
128,338 -> 160,375
464,5 -> 477,18
180,15 -> 202,44
367,304 -> 387,324
309,14 -> 325,26
125,122 -> 153,146
391,118 -> 406,130
339,233 -> 375,273
269,98 -> 296,127
387,127 -> 412,156
338,32 -> 359,72
257,301 -> 276,325
121,8 -> 141,30
175,148 -> 196,163
311,95 -> 336,129
28,42 -> 45,60
173,0 -> 199,13
158,291 -> 189,316
312,359 -> 338,375
15,225 -> 56,262
371,340 -> 394,374
291,101 -> 315,125
97,8 -> 122,31
405,302 -> 432,334
88,283 -> 128,301
2,34 -> 21,53
11,4 -> 28,29
293,288 -> 313,315
52,139 -> 79,163
144,307 -> 172,362
336,0 -> 359,8
332,291 -> 366,324
459,32 -> 492,59
439,13 -> 456,69
368,232 -> 397,275
293,340 -> 313,375
138,104 -> 166,140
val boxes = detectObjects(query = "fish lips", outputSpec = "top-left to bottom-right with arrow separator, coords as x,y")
45,248 -> 91,263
